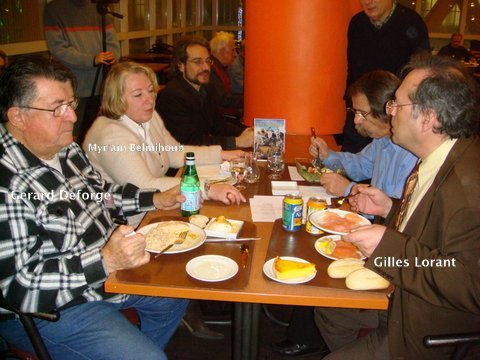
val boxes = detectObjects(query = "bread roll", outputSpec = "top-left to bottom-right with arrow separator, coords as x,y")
345,268 -> 390,290
327,258 -> 365,279
189,214 -> 209,229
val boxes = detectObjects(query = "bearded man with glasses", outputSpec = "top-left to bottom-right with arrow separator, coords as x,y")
156,36 -> 253,150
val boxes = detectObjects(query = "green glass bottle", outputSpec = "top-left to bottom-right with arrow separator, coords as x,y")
180,152 -> 200,217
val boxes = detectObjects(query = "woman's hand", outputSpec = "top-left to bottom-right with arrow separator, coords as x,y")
208,184 -> 246,205
221,150 -> 245,161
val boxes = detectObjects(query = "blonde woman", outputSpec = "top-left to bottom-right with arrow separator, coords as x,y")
84,62 -> 245,227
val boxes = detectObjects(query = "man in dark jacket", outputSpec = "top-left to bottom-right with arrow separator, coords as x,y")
156,36 -> 252,150
341,0 -> 430,153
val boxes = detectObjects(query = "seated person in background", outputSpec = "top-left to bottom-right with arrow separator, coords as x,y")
210,31 -> 244,120
310,70 -> 417,198
228,40 -> 245,95
437,33 -> 473,61
84,62 -> 246,228
273,70 -> 417,358
156,36 -> 253,150
0,55 -> 187,360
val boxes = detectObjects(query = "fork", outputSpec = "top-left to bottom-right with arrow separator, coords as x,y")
310,127 -> 322,168
154,231 -> 189,258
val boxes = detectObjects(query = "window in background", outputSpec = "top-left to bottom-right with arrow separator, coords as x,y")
172,0 -> 181,28
186,0 -> 197,27
202,0 -> 213,26
129,0 -> 149,31
465,0 -> 480,35
129,38 -> 150,54
218,0 -> 242,27
156,0 -> 168,29
418,0 -> 461,33
0,0 -> 45,44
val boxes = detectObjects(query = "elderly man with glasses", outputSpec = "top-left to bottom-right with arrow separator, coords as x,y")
156,35 -> 253,150
0,55 -> 188,360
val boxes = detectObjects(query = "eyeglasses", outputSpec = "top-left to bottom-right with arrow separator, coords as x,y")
385,99 -> 416,115
346,107 -> 371,120
187,57 -> 213,66
19,98 -> 79,117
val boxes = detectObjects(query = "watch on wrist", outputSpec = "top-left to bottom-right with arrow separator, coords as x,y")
204,182 -> 211,198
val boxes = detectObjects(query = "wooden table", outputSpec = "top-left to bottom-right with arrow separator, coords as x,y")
105,135 -> 388,359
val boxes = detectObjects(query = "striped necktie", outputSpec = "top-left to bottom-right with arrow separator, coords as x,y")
395,161 -> 421,230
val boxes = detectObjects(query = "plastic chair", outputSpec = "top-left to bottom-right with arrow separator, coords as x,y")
424,332 -> 480,360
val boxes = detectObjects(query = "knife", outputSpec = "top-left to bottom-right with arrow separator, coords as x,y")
205,237 -> 261,242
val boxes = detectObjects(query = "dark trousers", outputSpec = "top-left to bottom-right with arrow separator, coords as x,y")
286,306 -> 324,347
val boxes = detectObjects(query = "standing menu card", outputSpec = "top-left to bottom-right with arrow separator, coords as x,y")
253,118 -> 286,160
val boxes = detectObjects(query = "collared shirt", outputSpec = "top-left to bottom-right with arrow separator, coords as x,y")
0,124 -> 157,317
323,137 -> 418,198
371,1 -> 397,29
399,138 -> 457,231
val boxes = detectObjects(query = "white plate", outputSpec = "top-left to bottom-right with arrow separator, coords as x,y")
138,221 -> 206,254
308,208 -> 371,235
314,235 -> 365,261
186,255 -> 239,282
263,257 -> 317,284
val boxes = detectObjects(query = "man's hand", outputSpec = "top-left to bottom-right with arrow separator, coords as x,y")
309,136 -> 330,160
342,224 -> 386,257
153,185 -> 185,210
94,51 -> 116,65
235,128 -> 254,148
208,184 -> 246,205
221,150 -> 245,161
320,173 -> 350,196
349,186 -> 392,217
102,225 -> 150,273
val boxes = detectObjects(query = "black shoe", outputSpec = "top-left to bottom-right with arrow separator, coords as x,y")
272,339 -> 328,357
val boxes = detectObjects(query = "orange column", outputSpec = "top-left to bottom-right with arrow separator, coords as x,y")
244,0 -> 361,135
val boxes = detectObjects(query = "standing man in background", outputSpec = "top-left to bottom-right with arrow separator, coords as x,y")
341,0 -> 430,153
44,0 -> 120,141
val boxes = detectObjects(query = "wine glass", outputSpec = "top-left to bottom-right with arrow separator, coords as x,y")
244,152 -> 260,184
230,158 -> 247,190
267,145 -> 285,179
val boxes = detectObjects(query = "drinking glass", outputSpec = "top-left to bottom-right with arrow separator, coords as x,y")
244,152 -> 260,184
230,158 -> 247,190
267,145 -> 285,179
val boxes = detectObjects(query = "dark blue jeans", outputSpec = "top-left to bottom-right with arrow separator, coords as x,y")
1,295 -> 188,360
